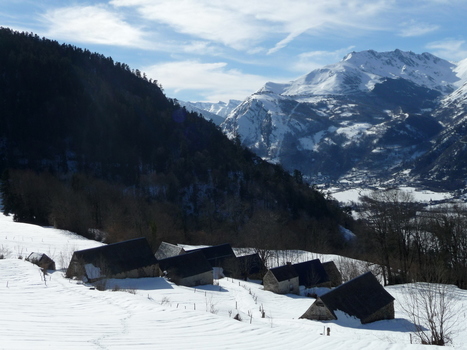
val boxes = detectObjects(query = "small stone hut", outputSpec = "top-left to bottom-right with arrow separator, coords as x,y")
66,238 -> 159,282
293,259 -> 330,288
26,252 -> 56,270
263,264 -> 299,295
321,261 -> 342,287
155,241 -> 186,260
300,271 -> 395,324
158,250 -> 213,287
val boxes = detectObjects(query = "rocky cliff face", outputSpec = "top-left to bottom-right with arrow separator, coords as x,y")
411,82 -> 467,190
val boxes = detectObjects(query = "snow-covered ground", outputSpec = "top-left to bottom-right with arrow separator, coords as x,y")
330,186 -> 452,205
1,214 -> 467,349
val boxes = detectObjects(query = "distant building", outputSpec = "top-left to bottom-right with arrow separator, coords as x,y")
300,272 -> 395,324
158,251 -> 213,287
321,261 -> 342,287
66,238 -> 159,282
26,252 -> 56,270
292,259 -> 330,288
155,241 -> 186,260
263,264 -> 299,294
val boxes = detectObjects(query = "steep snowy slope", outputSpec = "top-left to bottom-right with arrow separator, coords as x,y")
411,81 -> 467,189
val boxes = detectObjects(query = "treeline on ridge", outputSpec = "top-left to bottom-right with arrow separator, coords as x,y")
0,28 -> 352,253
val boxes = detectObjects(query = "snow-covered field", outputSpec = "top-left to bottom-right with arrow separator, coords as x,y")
1,214 -> 467,349
330,186 -> 452,205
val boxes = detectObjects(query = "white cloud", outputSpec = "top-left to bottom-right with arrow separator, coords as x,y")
399,20 -> 439,37
110,0 -> 267,50
426,39 -> 467,61
41,5 -> 152,49
143,60 -> 267,102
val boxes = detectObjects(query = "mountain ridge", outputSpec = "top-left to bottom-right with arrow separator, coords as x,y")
191,49 -> 467,193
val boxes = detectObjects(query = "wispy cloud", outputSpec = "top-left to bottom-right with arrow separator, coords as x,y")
426,39 -> 467,61
399,20 -> 439,37
143,60 -> 267,102
110,0 -> 267,51
41,5 -> 152,49
110,0 -> 391,54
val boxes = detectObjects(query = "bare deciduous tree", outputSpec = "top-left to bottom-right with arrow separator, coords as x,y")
359,188 -> 420,285
400,275 -> 460,346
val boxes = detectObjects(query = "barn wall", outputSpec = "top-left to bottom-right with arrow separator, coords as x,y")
278,278 -> 299,294
300,298 -> 336,321
263,272 -> 299,294
263,271 -> 280,292
179,271 -> 213,287
322,262 -> 342,287
66,257 -> 84,279
66,256 -> 159,282
361,301 -> 395,324
111,264 -> 160,280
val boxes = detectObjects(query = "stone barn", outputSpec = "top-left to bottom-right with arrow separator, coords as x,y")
158,250 -> 213,287
293,259 -> 330,288
155,241 -> 186,260
190,243 -> 236,267
300,271 -> 395,324
26,252 -> 56,270
263,264 -> 299,295
189,243 -> 236,277
66,238 -> 159,282
321,261 -> 342,287
232,253 -> 267,280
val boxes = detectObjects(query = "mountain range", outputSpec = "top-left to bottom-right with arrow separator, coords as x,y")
186,50 -> 467,193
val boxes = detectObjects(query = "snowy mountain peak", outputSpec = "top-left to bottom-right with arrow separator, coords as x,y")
178,99 -> 242,125
277,49 -> 461,97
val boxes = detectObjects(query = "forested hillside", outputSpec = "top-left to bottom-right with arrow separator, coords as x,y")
0,28 -> 351,252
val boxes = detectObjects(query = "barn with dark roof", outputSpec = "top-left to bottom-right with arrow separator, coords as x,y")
189,243 -> 236,277
263,264 -> 299,294
232,253 -> 267,280
300,271 -> 395,324
190,244 -> 235,266
158,250 -> 213,287
155,241 -> 186,260
292,259 -> 330,288
66,238 -> 159,282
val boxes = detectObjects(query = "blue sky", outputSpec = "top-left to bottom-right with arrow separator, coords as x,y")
1,0 -> 467,102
